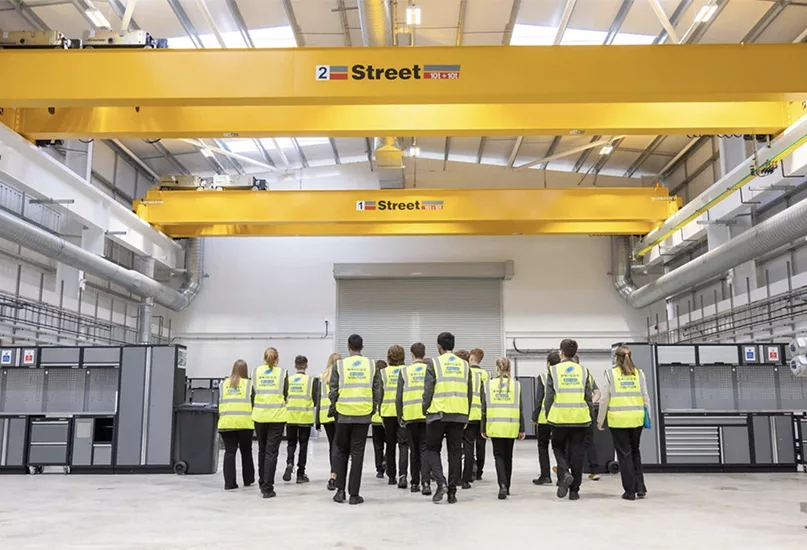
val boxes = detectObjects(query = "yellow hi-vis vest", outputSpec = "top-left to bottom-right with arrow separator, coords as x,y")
336,356 -> 374,417
319,378 -> 333,425
469,367 -> 488,422
251,365 -> 287,423
547,361 -> 591,425
380,366 -> 403,417
426,353 -> 470,415
217,377 -> 254,431
607,367 -> 646,428
286,372 -> 315,426
484,378 -> 521,438
401,361 -> 427,422
538,372 -> 549,424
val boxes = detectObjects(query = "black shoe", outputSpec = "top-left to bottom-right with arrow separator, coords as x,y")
476,473 -> 483,481
411,482 -> 419,493
432,485 -> 448,503
296,474 -> 309,484
622,492 -> 636,501
349,495 -> 364,505
282,464 -> 293,482
327,478 -> 336,491
422,483 -> 432,496
533,476 -> 553,485
397,476 -> 408,489
506,487 -> 510,495
637,491 -> 647,499
447,492 -> 457,504
388,477 -> 397,485
262,489 -> 276,499
376,471 -> 385,479
461,481 -> 472,490
569,490 -> 580,501
225,485 -> 238,491
244,482 -> 253,487
557,472 -> 573,499
498,485 -> 507,500
333,490 -> 346,503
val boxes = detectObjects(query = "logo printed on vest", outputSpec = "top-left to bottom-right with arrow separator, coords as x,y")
446,365 -> 461,373
415,366 -> 424,372
259,378 -> 278,387
348,371 -> 365,378
293,375 -> 302,383
392,368 -> 400,375
226,388 -> 240,394
620,380 -> 636,387
565,366 -> 575,374
449,355 -> 456,361
353,359 -> 362,366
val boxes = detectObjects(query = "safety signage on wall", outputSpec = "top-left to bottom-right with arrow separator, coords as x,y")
766,346 -> 780,362
22,349 -> 35,365
0,349 -> 12,365
743,346 -> 757,363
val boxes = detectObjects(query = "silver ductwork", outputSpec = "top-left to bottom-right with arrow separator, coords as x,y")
0,208 -> 202,312
374,137 -> 405,189
611,236 -> 637,300
135,256 -> 156,343
619,197 -> 807,309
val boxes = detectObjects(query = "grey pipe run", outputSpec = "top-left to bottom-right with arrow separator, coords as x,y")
616,196 -> 807,309
0,208 -> 202,312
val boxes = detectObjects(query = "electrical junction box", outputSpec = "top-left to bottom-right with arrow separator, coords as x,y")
0,30 -> 72,49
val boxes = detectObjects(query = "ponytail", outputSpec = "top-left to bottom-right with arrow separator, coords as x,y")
614,346 -> 636,376
263,347 -> 278,367
494,357 -> 512,394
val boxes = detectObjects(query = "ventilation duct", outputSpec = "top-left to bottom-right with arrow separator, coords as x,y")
611,236 -> 637,301
0,208 -> 202,311
374,137 -> 405,189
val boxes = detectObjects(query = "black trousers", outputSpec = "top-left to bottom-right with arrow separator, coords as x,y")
476,428 -> 487,476
371,424 -> 386,474
323,422 -> 336,473
584,423 -> 599,470
611,427 -> 647,495
382,417 -> 409,480
536,423 -> 553,479
462,422 -> 480,482
424,420 -> 464,492
255,422 -> 285,493
285,424 -> 311,475
552,425 -> 587,492
333,422 -> 369,496
406,421 -> 428,485
491,437 -> 515,489
219,429 -> 255,490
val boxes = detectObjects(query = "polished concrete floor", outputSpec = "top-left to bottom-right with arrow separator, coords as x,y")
0,438 -> 805,550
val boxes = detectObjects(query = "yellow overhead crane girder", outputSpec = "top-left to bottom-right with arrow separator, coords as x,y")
134,187 -> 680,238
1,44 -> 807,138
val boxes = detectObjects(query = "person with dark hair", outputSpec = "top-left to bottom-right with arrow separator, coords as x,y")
532,349 -> 560,486
574,353 -> 602,482
397,342 -> 430,494
218,359 -> 255,491
379,345 -> 410,488
329,334 -> 383,505
545,338 -> 595,501
283,355 -> 319,484
455,349 -> 471,362
462,347 -> 488,487
422,332 -> 474,504
371,360 -> 387,480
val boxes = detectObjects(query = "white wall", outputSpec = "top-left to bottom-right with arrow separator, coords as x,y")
174,235 -> 645,378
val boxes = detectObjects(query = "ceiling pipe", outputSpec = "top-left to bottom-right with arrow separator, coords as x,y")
611,236 -> 637,301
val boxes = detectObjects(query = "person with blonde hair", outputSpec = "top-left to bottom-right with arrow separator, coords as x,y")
597,346 -> 651,501
252,347 -> 288,499
319,352 -> 341,491
218,359 -> 255,490
481,357 -> 525,500
379,344 -> 410,488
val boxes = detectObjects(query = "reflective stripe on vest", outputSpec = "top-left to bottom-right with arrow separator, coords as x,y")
336,356 -> 373,417
469,367 -> 488,422
426,353 -> 470,415
319,378 -> 333,424
547,361 -> 591,425
286,372 -> 315,425
381,366 -> 403,417
251,365 -> 287,423
218,377 -> 255,431
607,367 -> 645,428
484,378 -> 520,439
401,361 -> 427,422
538,372 -> 548,424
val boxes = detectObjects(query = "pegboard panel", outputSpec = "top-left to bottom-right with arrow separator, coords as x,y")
693,366 -> 736,410
736,366 -> 779,411
44,368 -> 86,413
778,370 -> 807,410
86,368 -> 119,413
1,368 -> 45,413
659,366 -> 693,411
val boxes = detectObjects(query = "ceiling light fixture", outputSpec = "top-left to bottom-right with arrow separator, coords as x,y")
406,5 -> 422,26
85,9 -> 111,29
694,3 -> 718,23
599,144 -> 614,155
408,145 -> 421,157
200,148 -> 215,158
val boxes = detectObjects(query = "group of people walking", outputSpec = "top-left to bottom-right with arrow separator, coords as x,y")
216,333 -> 650,504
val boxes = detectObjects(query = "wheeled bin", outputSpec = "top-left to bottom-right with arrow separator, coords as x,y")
173,403 -> 219,475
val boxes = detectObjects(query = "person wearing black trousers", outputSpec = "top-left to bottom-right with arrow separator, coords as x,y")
379,345 -> 409,488
252,347 -> 289,499
396,342 -> 431,495
283,355 -> 319,484
218,359 -> 255,491
319,352 -> 341,491
532,350 -> 560,485
371,360 -> 388,479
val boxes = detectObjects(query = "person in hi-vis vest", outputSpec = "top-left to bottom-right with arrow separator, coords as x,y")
379,345 -> 410,489
544,339 -> 595,501
463,347 -> 488,487
371,360 -> 387,479
282,355 -> 319,485
481,357 -> 525,500
396,342 -> 431,495
252,347 -> 289,499
217,359 -> 255,491
597,346 -> 651,501
422,332 -> 474,504
532,350 -> 561,486
328,333 -> 383,505
318,352 -> 341,491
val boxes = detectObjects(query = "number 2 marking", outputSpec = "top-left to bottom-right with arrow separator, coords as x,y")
316,65 -> 329,81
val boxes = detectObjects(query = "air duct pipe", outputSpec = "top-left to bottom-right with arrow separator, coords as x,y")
617,197 -> 807,309
357,0 -> 393,46
0,208 -> 202,311
611,236 -> 637,300
135,256 -> 156,343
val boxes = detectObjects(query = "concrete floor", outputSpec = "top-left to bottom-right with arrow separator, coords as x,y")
0,439 -> 805,550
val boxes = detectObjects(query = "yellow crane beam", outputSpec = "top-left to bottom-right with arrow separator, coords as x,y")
134,187 -> 680,238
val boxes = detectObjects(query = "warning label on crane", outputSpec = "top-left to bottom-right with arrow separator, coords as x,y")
356,200 -> 444,211
316,64 -> 461,81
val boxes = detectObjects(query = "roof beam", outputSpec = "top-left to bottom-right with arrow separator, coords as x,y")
107,0 -> 141,31
684,0 -> 729,44
572,135 -> 602,173
336,0 -> 352,46
9,0 -> 49,31
165,0 -> 203,47
456,0 -> 468,46
502,0 -> 521,45
254,138 -> 276,168
291,138 -> 309,168
515,136 -> 620,171
742,0 -> 790,43
443,137 -> 451,170
624,135 -> 666,177
329,138 -> 341,165
507,136 -> 524,168
476,137 -> 487,163
554,0 -> 578,44
592,137 -> 624,176
648,0 -> 680,44
151,140 -> 189,175
212,139 -> 245,175
282,0 -> 305,47
654,0 -> 692,44
603,0 -> 634,45
226,0 -> 254,48
539,136 -> 561,170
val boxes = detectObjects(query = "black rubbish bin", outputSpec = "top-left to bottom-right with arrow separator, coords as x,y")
584,404 -> 618,475
174,403 -> 219,475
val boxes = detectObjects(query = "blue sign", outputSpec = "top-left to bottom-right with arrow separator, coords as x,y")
744,347 -> 756,362
0,350 -> 11,365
